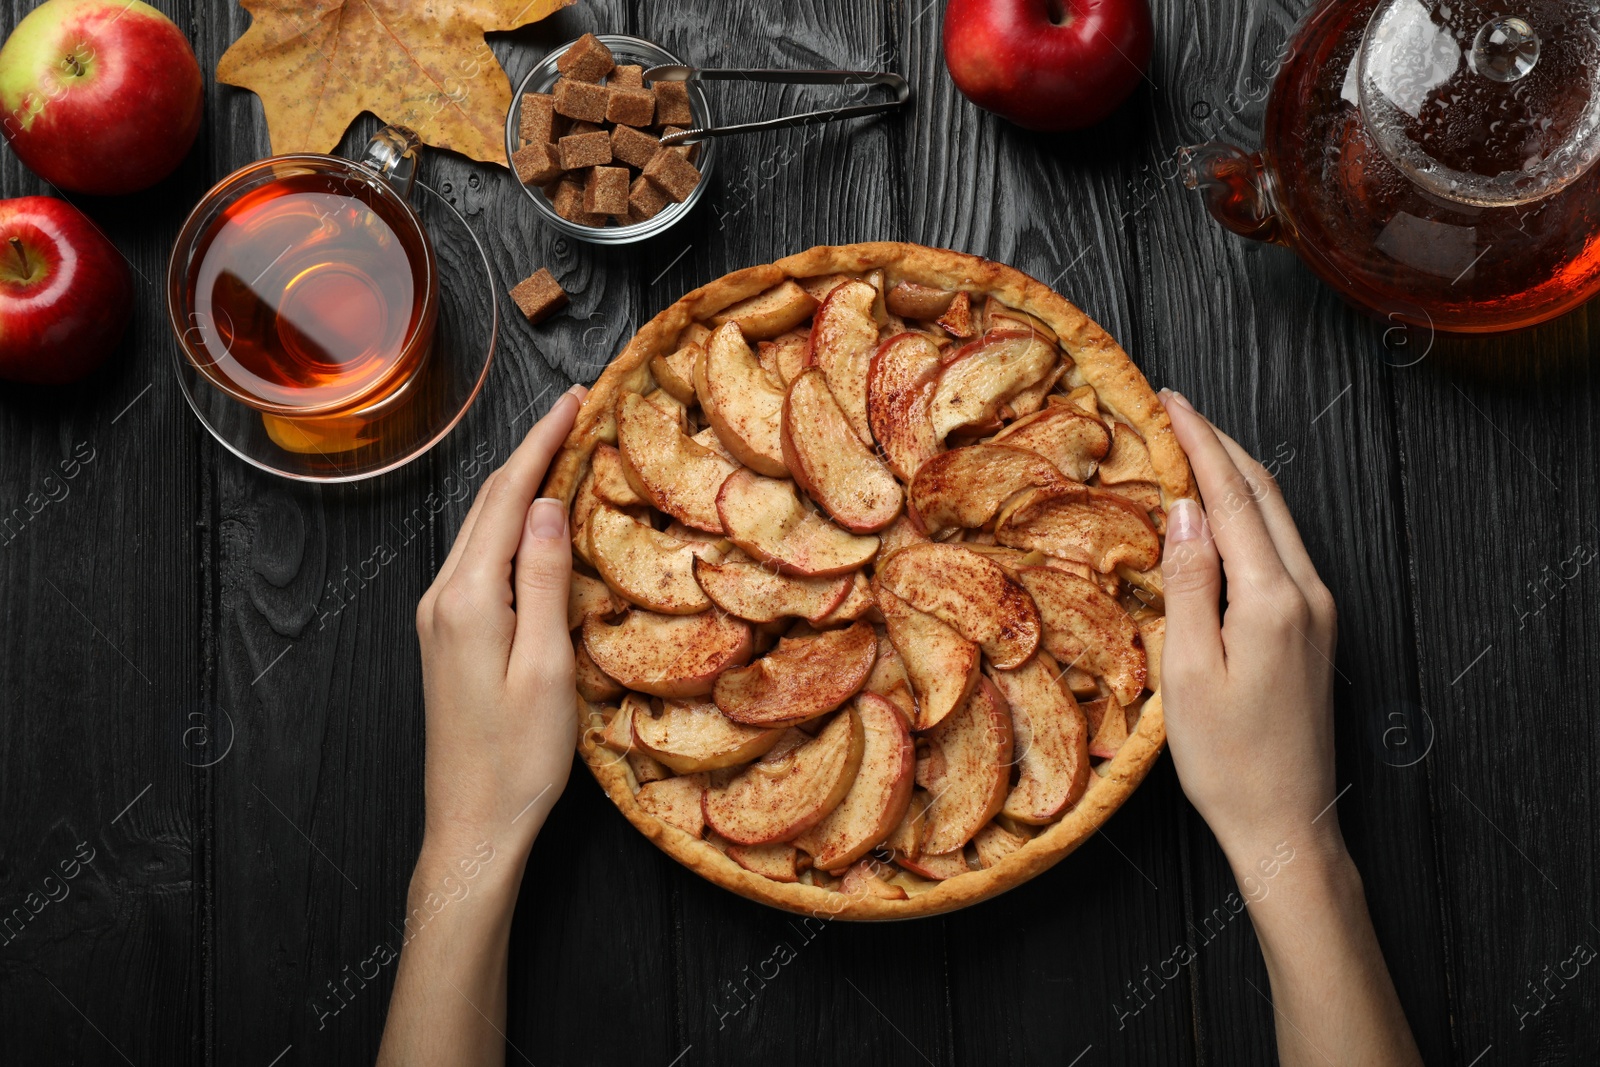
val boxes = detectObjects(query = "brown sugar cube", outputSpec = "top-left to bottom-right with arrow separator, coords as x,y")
558,130 -> 612,169
611,64 -> 644,89
652,80 -> 694,126
584,165 -> 631,215
509,268 -> 568,324
628,174 -> 670,221
512,141 -> 563,185
557,33 -> 614,83
550,177 -> 610,227
659,126 -> 700,163
610,123 -> 661,169
553,77 -> 610,123
568,120 -> 605,138
641,147 -> 702,203
518,93 -> 557,146
606,86 -> 655,127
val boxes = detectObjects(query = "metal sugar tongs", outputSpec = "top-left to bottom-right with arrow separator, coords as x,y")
643,65 -> 911,145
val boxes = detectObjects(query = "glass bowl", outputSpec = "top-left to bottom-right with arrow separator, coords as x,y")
504,35 -> 717,245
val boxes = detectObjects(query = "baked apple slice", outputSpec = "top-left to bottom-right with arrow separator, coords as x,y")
632,698 -> 783,773
994,485 -> 1161,572
615,391 -> 738,533
792,693 -> 915,871
972,821 -> 1028,869
1015,566 -> 1147,705
716,469 -> 879,576
1139,615 -> 1165,693
588,505 -> 713,614
908,443 -> 1072,534
878,512 -> 931,559
782,368 -> 903,532
709,279 -> 819,341
724,840 -> 801,882
918,676 -> 1014,855
636,774 -> 709,837
568,573 -> 621,630
811,571 -> 874,626
875,584 -> 981,731
884,280 -> 957,320
806,279 -> 879,444
866,332 -> 943,481
582,609 -> 753,698
839,859 -> 909,900
863,629 -> 917,724
590,443 -> 648,507
936,290 -> 975,338
648,342 -> 701,405
989,402 -> 1111,482
713,621 -> 877,726
886,788 -> 932,861
875,542 -> 1041,669
574,635 -> 624,702
1097,422 -> 1158,485
702,711 -> 865,845
693,558 -> 852,624
1088,695 -> 1131,758
929,329 -> 1058,440
987,655 -> 1090,823
758,331 -> 809,386
695,322 -> 788,476
897,847 -> 972,881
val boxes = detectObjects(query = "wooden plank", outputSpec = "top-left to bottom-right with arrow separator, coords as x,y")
1389,314 -> 1600,1064
0,0 -> 205,1061
1133,0 -> 1455,1060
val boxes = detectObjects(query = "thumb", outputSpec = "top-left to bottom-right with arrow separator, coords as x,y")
1160,498 -> 1224,681
510,497 -> 573,677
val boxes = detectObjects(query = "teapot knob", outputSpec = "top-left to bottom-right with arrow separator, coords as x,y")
1470,16 -> 1540,83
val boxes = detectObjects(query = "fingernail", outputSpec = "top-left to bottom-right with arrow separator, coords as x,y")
528,498 -> 566,541
1167,498 -> 1205,543
1160,388 -> 1195,413
566,382 -> 589,400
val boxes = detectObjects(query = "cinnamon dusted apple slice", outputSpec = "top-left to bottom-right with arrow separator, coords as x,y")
636,773 -> 709,837
797,272 -> 856,302
929,329 -> 1058,440
694,322 -> 788,476
878,512 -> 931,559
983,297 -> 1059,344
908,444 -> 1072,534
709,279 -> 818,341
812,571 -> 874,626
995,485 -> 1161,572
875,542 -> 1041,669
918,677 -> 1013,855
693,558 -> 852,624
987,655 -> 1090,824
702,711 -> 865,845
1015,566 -> 1147,705
956,543 -> 1035,578
806,278 -> 879,444
1139,616 -> 1166,693
588,505 -> 713,614
839,859 -> 909,900
599,695 -> 642,752
648,342 -> 701,404
936,290 -> 975,338
1001,361 -> 1065,420
866,332 -> 943,481
1119,564 -> 1164,610
990,403 -> 1111,482
644,388 -> 690,433
589,443 -> 648,508
886,788 -> 931,860
628,748 -> 671,785
713,621 -> 877,726
972,821 -> 1028,869
574,636 -> 624,702
863,629 -> 917,724
897,847 -> 971,881
885,280 -> 957,320
689,426 -> 739,464
615,391 -> 738,533
1087,696 -> 1130,758
724,840 -> 801,882
1098,422 -> 1159,485
582,609 -> 753,698
1102,480 -> 1163,513
875,584 -> 980,731
792,694 -> 915,871
757,331 -> 809,386
782,368 -> 903,533
716,469 -> 879,576
568,573 -> 621,630
632,697 -> 783,773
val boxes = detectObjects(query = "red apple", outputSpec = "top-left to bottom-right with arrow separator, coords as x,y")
943,0 -> 1153,132
0,196 -> 131,384
0,0 -> 203,195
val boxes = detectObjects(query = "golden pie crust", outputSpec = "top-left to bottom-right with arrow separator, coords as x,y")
544,242 -> 1195,919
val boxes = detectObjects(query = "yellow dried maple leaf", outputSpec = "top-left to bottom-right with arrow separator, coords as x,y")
217,0 -> 573,165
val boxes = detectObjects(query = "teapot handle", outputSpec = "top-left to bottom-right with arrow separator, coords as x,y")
357,125 -> 423,200
1180,142 -> 1283,245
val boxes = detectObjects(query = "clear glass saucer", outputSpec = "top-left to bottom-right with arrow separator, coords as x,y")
172,179 -> 497,483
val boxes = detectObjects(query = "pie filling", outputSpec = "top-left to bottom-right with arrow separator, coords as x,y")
572,266 -> 1169,901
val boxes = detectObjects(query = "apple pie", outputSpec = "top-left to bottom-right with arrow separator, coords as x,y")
544,242 -> 1194,919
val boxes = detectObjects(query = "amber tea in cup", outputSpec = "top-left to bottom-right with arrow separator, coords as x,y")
170,127 -> 438,453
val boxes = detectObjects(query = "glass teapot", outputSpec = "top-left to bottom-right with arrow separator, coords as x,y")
1182,0 -> 1600,333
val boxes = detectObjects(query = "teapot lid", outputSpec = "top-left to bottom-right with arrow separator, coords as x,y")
1357,0 -> 1600,206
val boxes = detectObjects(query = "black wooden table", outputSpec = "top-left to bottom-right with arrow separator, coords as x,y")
3,1 -> 1595,1063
